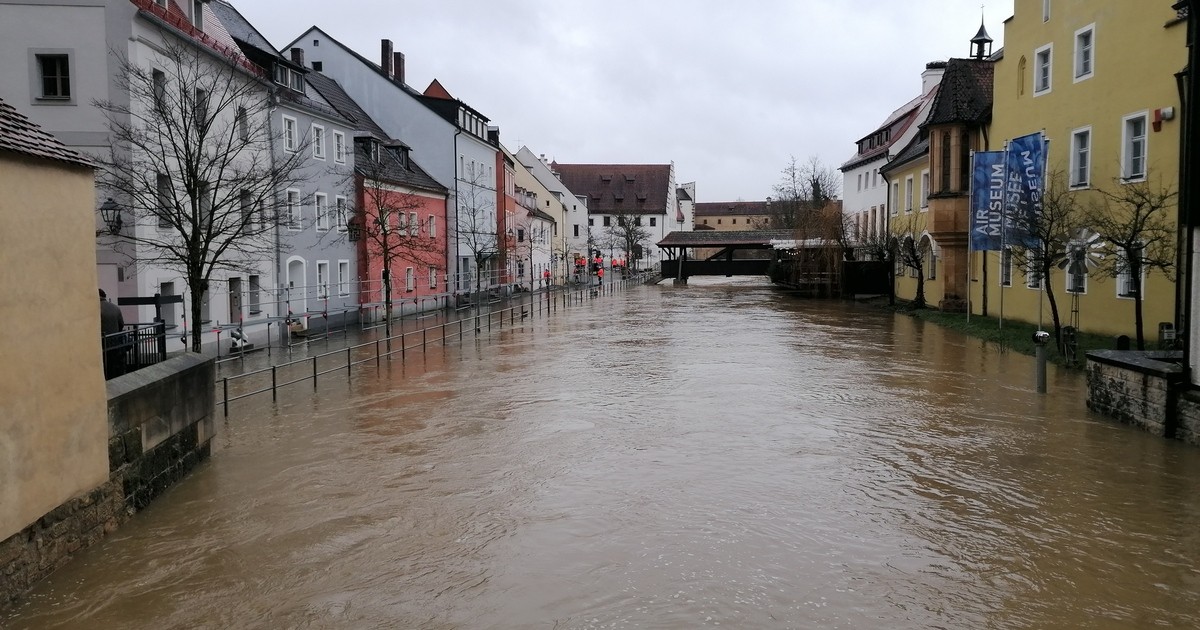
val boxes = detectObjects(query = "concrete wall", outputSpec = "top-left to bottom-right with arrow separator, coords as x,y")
0,152 -> 109,544
1,353 -> 215,610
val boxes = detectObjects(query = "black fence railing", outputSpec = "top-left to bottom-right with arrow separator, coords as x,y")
103,322 -> 168,380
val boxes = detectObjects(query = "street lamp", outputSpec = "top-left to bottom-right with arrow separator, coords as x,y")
99,198 -> 122,235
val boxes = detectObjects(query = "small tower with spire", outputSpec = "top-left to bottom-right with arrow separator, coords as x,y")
971,14 -> 994,59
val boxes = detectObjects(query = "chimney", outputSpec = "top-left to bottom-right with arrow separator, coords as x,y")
381,39 -> 394,78
922,61 -> 947,94
289,47 -> 305,67
393,52 -> 405,85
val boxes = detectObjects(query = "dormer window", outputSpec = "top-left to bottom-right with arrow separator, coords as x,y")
192,0 -> 203,29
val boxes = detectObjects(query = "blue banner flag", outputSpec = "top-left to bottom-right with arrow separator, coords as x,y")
970,151 -> 1006,251
1004,132 -> 1045,249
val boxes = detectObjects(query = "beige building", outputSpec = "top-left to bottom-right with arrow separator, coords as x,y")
0,98 -> 108,541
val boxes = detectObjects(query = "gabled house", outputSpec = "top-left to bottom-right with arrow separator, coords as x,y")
551,162 -> 679,271
0,0 -> 287,351
211,1 -> 359,333
841,63 -> 944,246
505,145 -> 562,289
281,30 -> 502,293
515,147 -> 590,267
303,71 -> 448,319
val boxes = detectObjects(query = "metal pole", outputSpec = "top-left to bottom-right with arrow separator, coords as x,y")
222,378 -> 229,417
271,365 -> 277,401
376,339 -> 380,367
401,331 -> 406,360
346,347 -> 351,380
312,356 -> 317,389
423,327 -> 427,353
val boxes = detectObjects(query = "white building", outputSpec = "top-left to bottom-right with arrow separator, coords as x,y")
840,62 -> 944,245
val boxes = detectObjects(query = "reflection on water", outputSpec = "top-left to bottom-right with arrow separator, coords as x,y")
8,276 -> 1200,629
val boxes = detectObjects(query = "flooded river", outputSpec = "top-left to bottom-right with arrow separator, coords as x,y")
7,278 -> 1200,629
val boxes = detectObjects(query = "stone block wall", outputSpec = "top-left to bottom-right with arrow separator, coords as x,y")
1085,350 -> 1195,443
1,354 -> 215,610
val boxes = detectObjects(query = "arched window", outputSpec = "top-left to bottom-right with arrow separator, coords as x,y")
940,132 -> 952,192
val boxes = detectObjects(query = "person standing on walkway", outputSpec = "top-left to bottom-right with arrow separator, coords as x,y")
99,289 -> 125,379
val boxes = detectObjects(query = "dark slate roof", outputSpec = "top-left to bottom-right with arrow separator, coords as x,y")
880,135 -> 930,175
208,0 -> 274,53
551,163 -> 671,215
305,72 -> 389,139
657,229 -> 797,248
355,144 -> 446,195
839,87 -> 936,171
694,201 -> 771,217
0,97 -> 93,168
923,58 -> 994,127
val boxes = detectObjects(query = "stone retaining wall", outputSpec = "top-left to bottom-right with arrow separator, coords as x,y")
1,354 -> 215,610
1085,350 -> 1200,444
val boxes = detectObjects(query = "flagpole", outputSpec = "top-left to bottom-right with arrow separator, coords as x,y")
1038,136 -> 1050,332
999,141 -> 1008,330
967,150 -> 975,323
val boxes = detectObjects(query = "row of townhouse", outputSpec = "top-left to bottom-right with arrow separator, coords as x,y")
841,0 -> 1187,343
1,0 -> 694,352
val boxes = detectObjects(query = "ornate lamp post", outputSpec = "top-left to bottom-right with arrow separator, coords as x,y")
99,198 -> 122,235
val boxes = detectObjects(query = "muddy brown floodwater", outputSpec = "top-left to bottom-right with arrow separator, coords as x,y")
7,277 -> 1200,629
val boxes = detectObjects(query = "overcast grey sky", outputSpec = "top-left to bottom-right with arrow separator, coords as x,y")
239,0 -> 1015,202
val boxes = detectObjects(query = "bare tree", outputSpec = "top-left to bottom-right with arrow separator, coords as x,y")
96,38 -> 307,352
770,155 -> 842,230
352,143 -> 446,339
1086,175 -> 1178,349
1004,171 -> 1088,351
893,213 -> 930,309
606,207 -> 652,272
511,208 -> 550,289
455,163 -> 498,299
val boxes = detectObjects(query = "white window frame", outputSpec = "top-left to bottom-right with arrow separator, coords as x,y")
1026,258 -> 1042,289
1074,24 -> 1095,82
1034,44 -> 1053,96
429,266 -> 438,289
283,115 -> 298,152
287,189 -> 301,230
1122,111 -> 1149,182
1000,248 -> 1013,287
409,211 -> 419,237
927,242 -> 937,280
312,124 -> 325,160
1116,243 -> 1144,299
891,182 -> 899,215
316,260 -> 329,299
904,176 -> 914,213
428,215 -> 437,238
333,130 -> 345,163
335,196 -> 347,231
315,192 -> 329,231
1070,126 -> 1092,188
405,267 -> 415,292
920,169 -> 930,209
338,260 -> 350,296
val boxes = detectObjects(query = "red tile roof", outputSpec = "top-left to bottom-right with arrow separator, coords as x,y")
551,163 -> 671,215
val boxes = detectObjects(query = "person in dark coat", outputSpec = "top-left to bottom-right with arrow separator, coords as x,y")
100,289 -> 125,378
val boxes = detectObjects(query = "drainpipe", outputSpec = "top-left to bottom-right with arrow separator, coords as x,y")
453,129 -> 462,292
267,87 -> 284,347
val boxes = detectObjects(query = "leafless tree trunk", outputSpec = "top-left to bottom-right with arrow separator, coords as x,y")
96,37 -> 308,352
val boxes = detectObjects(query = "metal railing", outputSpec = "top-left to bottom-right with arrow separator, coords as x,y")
103,322 -> 168,380
214,272 -> 657,416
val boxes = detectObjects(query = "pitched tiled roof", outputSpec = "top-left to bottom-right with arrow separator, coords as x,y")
657,229 -> 797,248
924,58 -> 994,127
840,90 -> 932,171
694,201 -> 771,217
551,163 -> 671,215
880,135 -> 930,176
130,0 -> 262,78
305,72 -> 389,139
355,144 -> 445,195
0,97 -> 93,168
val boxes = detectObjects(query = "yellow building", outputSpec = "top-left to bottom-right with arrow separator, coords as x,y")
0,98 -> 108,542
882,136 -> 942,308
981,1 -> 1186,339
